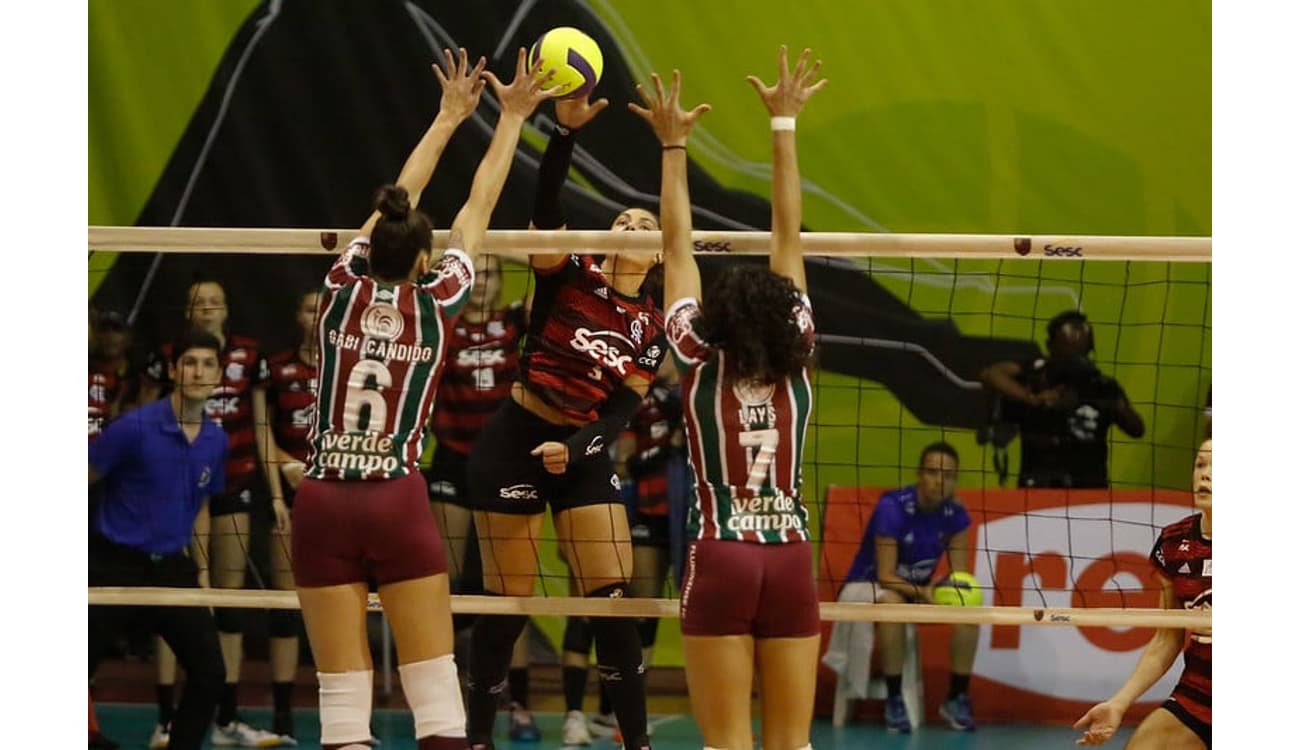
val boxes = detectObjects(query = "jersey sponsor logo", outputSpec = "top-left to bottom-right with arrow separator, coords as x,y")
585,436 -> 605,457
226,362 -> 245,382
1186,589 -> 1211,644
594,286 -> 610,299
428,479 -> 458,499
198,466 -> 212,489
455,347 -> 507,369
637,344 -> 663,370
205,394 -> 242,418
631,318 -> 644,345
291,405 -> 315,427
725,490 -> 803,533
487,320 -> 506,337
360,302 -> 405,341
315,432 -> 400,474
570,327 -> 635,374
499,483 -> 539,500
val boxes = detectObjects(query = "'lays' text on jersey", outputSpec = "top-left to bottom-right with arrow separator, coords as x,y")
520,255 -> 665,422
1150,513 -> 1211,729
432,302 -> 525,454
666,295 -> 815,543
307,238 -> 473,481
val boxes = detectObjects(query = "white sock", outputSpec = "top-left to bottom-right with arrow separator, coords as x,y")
398,654 -> 467,738
317,670 -> 372,745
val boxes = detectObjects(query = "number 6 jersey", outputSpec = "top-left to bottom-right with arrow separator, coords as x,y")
665,294 -> 815,543
306,238 -> 474,481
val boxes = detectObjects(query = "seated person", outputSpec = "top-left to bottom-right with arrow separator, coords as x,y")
980,310 -> 1145,488
822,442 -> 978,734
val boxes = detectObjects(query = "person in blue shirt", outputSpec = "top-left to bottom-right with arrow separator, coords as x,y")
88,327 -> 229,750
830,441 -> 979,733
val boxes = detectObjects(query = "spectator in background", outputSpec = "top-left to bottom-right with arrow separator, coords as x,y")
139,279 -> 286,748
822,442 -> 979,734
422,254 -> 538,741
89,309 -> 133,442
260,288 -> 323,741
980,311 -> 1145,488
89,327 -> 228,750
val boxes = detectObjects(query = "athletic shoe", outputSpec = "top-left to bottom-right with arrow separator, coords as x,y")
507,702 -> 541,742
939,693 -> 977,731
147,723 -> 170,749
210,719 -> 292,747
562,710 -> 592,746
884,694 -> 912,734
588,712 -> 617,738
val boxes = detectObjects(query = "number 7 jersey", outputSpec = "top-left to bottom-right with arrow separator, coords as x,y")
306,238 -> 474,481
665,295 -> 815,543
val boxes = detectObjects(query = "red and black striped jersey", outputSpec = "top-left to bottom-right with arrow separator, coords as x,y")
88,357 -> 128,443
143,335 -> 269,489
431,302 -> 525,455
1150,513 -> 1211,725
266,349 -> 318,463
623,380 -> 683,516
667,295 -> 816,544
520,255 -> 666,423
306,238 -> 474,481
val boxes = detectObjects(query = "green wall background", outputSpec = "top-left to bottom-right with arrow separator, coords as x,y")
89,0 -> 1211,667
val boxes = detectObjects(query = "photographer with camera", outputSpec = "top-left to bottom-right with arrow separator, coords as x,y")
979,311 -> 1145,489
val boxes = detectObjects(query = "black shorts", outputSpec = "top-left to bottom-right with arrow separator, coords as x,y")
1162,699 -> 1212,747
422,444 -> 471,507
468,399 -> 621,515
630,512 -> 671,549
210,484 -> 258,517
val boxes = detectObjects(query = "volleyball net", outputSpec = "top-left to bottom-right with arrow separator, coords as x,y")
87,225 -> 1211,637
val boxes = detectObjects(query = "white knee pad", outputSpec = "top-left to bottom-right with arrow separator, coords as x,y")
398,654 -> 467,738
317,670 -> 373,745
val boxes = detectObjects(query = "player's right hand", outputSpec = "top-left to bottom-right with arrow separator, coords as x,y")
433,47 -> 487,123
486,48 -> 560,119
1073,700 -> 1124,745
556,95 -> 609,131
627,70 -> 711,148
745,45 -> 828,118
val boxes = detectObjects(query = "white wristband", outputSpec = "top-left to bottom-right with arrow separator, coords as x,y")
770,116 -> 796,132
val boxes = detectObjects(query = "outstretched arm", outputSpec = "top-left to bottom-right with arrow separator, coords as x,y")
529,96 -> 611,272
746,46 -> 828,294
360,48 -> 487,238
448,48 -> 558,257
628,70 -> 711,310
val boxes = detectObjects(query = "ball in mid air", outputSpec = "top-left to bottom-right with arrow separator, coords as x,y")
528,26 -> 603,100
932,571 -> 984,607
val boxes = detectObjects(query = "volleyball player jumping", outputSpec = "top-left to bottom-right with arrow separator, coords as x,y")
630,47 -> 826,750
290,49 -> 554,750
463,94 -> 666,750
1074,438 -> 1212,749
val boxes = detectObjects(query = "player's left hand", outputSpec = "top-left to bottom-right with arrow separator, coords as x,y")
628,70 -> 711,147
556,94 -> 610,130
531,441 -> 570,474
1073,700 -> 1124,745
746,45 -> 828,118
433,47 -> 488,123
271,498 -> 291,535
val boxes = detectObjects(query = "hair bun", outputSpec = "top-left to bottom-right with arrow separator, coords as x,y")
375,184 -> 411,219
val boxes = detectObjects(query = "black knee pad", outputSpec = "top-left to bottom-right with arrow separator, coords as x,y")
214,607 -> 244,634
636,617 -> 660,649
268,610 -> 300,639
585,583 -> 645,683
563,617 -> 594,656
466,608 -> 528,696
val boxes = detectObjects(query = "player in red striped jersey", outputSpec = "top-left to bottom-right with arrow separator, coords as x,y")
463,96 -> 666,750
290,48 -> 555,750
258,288 -> 321,740
632,48 -> 826,750
1075,438 -> 1212,749
89,309 -> 132,443
140,278 -> 286,747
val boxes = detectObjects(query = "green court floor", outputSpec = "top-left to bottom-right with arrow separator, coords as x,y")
95,704 -> 1132,749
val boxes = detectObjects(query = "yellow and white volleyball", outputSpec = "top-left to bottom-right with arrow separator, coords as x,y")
933,572 -> 984,607
528,27 -> 603,100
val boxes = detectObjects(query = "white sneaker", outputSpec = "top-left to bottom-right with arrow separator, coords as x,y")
562,710 -> 592,746
588,712 -> 616,738
148,723 -> 170,749
210,719 -> 292,747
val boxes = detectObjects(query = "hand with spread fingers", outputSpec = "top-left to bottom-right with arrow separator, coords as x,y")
486,47 -> 563,120
432,46 -> 488,123
557,94 -> 610,131
745,44 -> 828,118
627,69 -> 712,148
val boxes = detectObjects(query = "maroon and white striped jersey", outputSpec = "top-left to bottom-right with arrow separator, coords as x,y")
266,349 -> 318,463
666,295 -> 815,544
1150,513 -> 1211,727
144,336 -> 269,490
520,255 -> 665,422
431,302 -> 525,455
306,238 -> 474,481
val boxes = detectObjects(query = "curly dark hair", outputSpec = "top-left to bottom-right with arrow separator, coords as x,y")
369,184 -> 433,280
694,264 -> 813,383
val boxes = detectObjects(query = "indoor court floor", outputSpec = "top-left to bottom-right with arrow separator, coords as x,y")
95,704 -> 1133,749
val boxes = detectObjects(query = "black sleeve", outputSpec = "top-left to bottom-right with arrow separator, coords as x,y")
532,124 -> 578,230
563,385 -> 644,464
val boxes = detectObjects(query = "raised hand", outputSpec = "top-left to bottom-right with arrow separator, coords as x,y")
627,70 -> 712,147
557,94 -> 610,131
745,45 -> 828,118
432,47 -> 488,123
1072,701 -> 1124,746
485,48 -> 561,120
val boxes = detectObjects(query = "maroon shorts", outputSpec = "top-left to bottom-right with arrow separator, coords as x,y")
291,473 -> 447,588
680,538 -> 820,638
